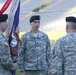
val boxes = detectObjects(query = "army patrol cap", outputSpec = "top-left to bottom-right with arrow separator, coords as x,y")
66,16 -> 76,23
30,15 -> 40,22
0,14 -> 8,22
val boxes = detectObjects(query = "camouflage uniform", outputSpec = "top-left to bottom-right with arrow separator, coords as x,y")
18,31 -> 51,75
0,32 -> 14,75
51,32 -> 76,75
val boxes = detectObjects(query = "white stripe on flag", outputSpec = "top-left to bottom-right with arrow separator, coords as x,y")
6,0 -> 20,37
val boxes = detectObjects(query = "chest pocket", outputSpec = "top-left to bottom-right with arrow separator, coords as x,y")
37,39 -> 46,46
26,39 -> 35,49
26,37 -> 46,48
35,37 -> 46,49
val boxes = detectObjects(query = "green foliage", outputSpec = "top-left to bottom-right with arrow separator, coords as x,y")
16,68 -> 21,75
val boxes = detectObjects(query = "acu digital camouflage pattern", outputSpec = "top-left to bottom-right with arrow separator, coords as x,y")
51,32 -> 76,75
18,31 -> 51,75
0,32 -> 14,75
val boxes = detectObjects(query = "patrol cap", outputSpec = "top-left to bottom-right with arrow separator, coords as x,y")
66,16 -> 76,23
0,14 -> 8,22
30,15 -> 40,22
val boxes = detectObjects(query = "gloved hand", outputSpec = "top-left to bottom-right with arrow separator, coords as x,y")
13,63 -> 17,70
48,69 -> 51,75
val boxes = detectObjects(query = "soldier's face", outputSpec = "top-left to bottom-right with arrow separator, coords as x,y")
30,20 -> 40,30
0,21 -> 8,32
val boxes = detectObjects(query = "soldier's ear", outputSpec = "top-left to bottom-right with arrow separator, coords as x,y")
66,25 -> 68,29
66,24 -> 69,33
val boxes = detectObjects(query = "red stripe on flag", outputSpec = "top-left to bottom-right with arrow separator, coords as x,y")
0,0 -> 12,14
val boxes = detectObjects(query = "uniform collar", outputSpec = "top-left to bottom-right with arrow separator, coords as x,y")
29,31 -> 43,39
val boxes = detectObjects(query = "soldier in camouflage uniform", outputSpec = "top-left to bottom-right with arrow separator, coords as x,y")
18,15 -> 51,75
0,14 -> 17,75
51,16 -> 76,75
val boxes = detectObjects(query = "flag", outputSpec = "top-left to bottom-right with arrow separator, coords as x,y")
6,0 -> 20,37
6,0 -> 20,75
9,1 -> 20,46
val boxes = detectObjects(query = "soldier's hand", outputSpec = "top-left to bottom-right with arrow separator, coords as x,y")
48,70 -> 51,75
21,71 -> 27,75
13,63 -> 17,70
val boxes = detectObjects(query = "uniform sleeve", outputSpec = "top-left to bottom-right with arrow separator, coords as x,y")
18,35 -> 25,72
46,36 -> 52,70
0,39 -> 14,71
51,39 -> 64,75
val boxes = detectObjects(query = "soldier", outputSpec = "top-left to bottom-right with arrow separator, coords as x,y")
51,16 -> 76,75
0,14 -> 18,75
18,15 -> 51,75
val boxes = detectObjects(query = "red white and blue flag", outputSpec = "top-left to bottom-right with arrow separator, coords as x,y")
9,0 -> 20,47
6,0 -> 20,75
6,0 -> 20,38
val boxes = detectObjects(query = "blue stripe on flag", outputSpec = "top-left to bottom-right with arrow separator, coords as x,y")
9,1 -> 20,45
10,1 -> 20,75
